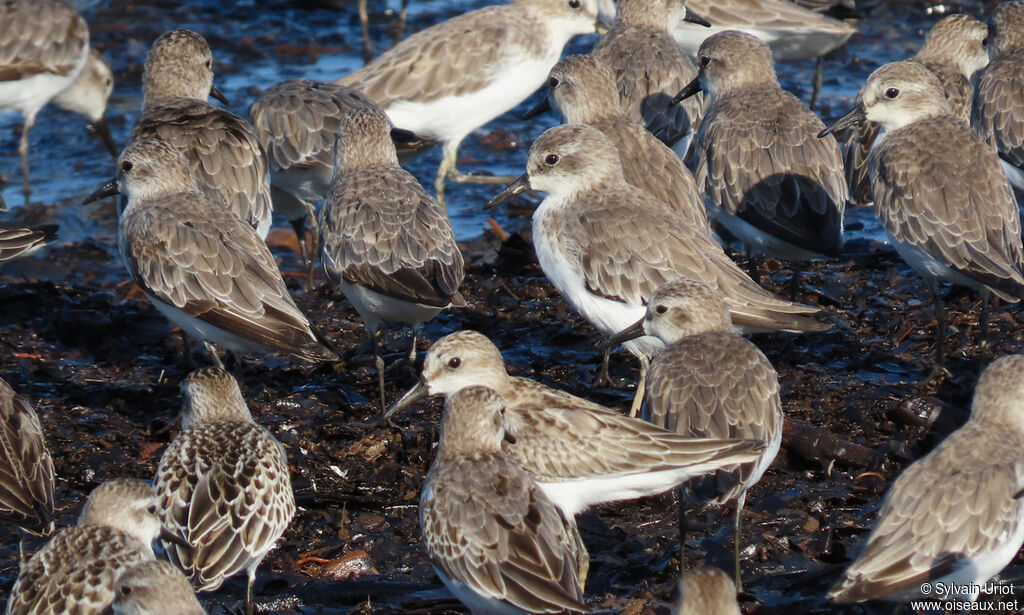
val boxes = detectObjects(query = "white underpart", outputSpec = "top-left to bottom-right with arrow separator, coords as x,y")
1000,159 -> 1024,193
270,165 -> 332,218
884,227 -> 987,293
532,194 -> 664,360
538,458 -> 765,518
381,15 -> 590,147
708,200 -> 821,262
147,293 -> 277,356
435,567 -> 531,615
339,280 -> 444,334
0,39 -> 88,117
673,24 -> 853,62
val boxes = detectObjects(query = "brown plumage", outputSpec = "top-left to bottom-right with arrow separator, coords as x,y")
134,29 -> 272,236
591,0 -> 703,152
156,368 -> 295,612
829,355 -> 1024,604
0,377 -> 54,536
420,387 -> 588,615
114,138 -> 337,363
0,225 -> 57,262
0,0 -> 86,81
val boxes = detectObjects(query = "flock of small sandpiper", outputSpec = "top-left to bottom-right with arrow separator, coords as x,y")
1,0 -> 1024,613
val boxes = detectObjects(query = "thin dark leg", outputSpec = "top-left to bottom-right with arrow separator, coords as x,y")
370,328 -> 386,411
733,490 -> 747,591
979,289 -> 991,352
677,486 -> 688,571
246,568 -> 255,615
927,284 -> 950,383
789,265 -> 803,302
396,0 -> 409,42
810,57 -> 824,110
359,0 -> 373,64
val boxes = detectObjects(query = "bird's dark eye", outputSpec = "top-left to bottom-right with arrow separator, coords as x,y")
568,0 -> 581,8
885,87 -> 900,99
205,59 -> 212,69
548,77 -> 559,88
146,504 -> 157,514
699,56 -> 711,68
655,304 -> 667,314
121,161 -> 133,173
544,154 -> 560,165
448,357 -> 461,369
119,585 -> 132,597
982,37 -> 989,47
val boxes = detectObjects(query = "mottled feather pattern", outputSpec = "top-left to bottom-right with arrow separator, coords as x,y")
119,191 -> 335,361
974,49 -> 1024,171
251,79 -> 382,173
848,59 -> 974,206
644,331 -> 781,504
133,98 -> 273,233
870,115 -> 1024,300
831,424 -> 1024,602
155,420 -> 295,591
337,6 -> 544,106
0,378 -> 54,534
591,117 -> 707,228
0,226 -> 57,262
696,86 -> 847,255
542,180 -> 819,326
504,386 -> 760,483
6,525 -> 151,615
592,25 -> 702,149
0,0 -> 87,81
421,451 -> 587,613
321,166 -> 465,307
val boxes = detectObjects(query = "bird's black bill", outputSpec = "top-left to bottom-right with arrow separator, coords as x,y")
88,118 -> 119,159
684,10 -> 712,27
159,526 -> 189,549
523,97 -> 552,120
375,379 -> 429,426
486,173 -> 531,210
210,85 -> 230,106
602,317 -> 645,350
671,76 -> 703,105
390,127 -> 424,147
819,103 -> 866,139
82,179 -> 119,205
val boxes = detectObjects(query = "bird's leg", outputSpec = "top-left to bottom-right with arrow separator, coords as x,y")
245,568 -> 256,615
979,289 -> 991,355
926,284 -> 950,384
810,56 -> 824,110
594,346 -> 614,387
789,265 -> 803,302
19,113 -> 36,204
733,490 -> 747,591
677,486 -> 689,570
629,356 -> 649,417
180,330 -> 196,368
370,328 -> 387,412
359,0 -> 373,64
435,143 -> 457,206
290,215 -> 313,293
395,0 -> 410,42
203,342 -> 225,370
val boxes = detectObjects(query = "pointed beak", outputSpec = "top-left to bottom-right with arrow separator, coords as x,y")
671,76 -> 703,105
210,85 -> 230,106
523,97 -> 552,120
683,9 -> 711,27
82,178 -> 119,205
88,118 -> 119,158
159,526 -> 189,549
602,316 -> 646,350
596,14 -> 614,35
390,127 -> 424,146
818,102 -> 865,139
377,379 -> 429,425
486,173 -> 531,210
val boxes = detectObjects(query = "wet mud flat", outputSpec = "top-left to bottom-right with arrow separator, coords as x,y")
2,195 -> 1024,614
